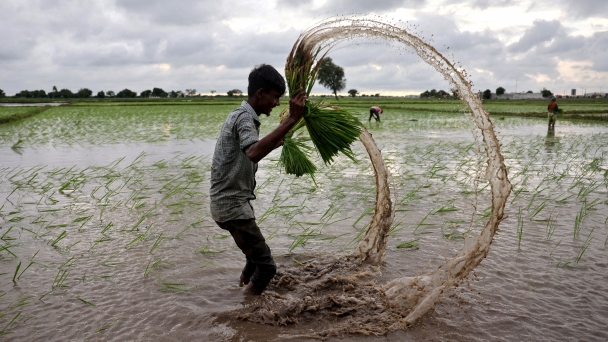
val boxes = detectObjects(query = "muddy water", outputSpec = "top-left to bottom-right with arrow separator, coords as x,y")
0,114 -> 607,341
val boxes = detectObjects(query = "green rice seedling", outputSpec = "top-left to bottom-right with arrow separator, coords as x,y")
144,259 -> 162,276
1,226 -> 16,241
517,208 -> 524,249
319,203 -> 340,222
76,296 -> 95,306
213,233 -> 230,239
435,199 -> 459,213
577,181 -> 600,199
550,239 -> 562,256
196,245 -> 223,255
89,236 -> 111,250
156,282 -> 191,293
0,244 -> 17,258
129,215 -> 147,232
573,204 -> 587,238
59,256 -> 79,269
52,269 -> 69,288
94,318 -> 119,333
575,227 -> 595,264
73,215 -> 92,231
546,214 -> 557,240
413,210 -> 433,234
16,251 -> 38,280
343,223 -> 370,250
443,231 -> 466,240
125,230 -> 150,249
396,239 -> 419,250
149,233 -> 164,253
101,222 -> 114,234
50,230 -> 67,247
555,193 -> 574,204
529,201 -> 547,220
388,219 -> 405,235
288,227 -> 320,252
11,139 -> 24,150
352,206 -> 374,227
556,257 -> 572,268
0,312 -> 21,336
12,262 -> 21,283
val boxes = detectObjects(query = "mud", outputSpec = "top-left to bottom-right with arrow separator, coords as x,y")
234,256 -> 408,339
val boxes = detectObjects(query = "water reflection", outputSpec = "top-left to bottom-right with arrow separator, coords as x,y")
544,129 -> 558,153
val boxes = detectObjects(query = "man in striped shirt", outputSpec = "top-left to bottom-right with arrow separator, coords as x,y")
210,64 -> 306,295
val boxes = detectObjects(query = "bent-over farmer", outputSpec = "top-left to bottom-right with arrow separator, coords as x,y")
369,105 -> 383,122
209,64 -> 306,295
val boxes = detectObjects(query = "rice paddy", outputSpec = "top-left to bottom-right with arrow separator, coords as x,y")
0,99 -> 607,340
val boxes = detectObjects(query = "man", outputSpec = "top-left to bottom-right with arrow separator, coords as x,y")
369,105 -> 383,122
547,96 -> 558,130
209,64 -> 306,295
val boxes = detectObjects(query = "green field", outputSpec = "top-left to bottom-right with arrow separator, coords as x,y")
0,98 -> 607,339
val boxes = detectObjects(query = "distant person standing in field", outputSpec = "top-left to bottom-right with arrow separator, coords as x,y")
369,106 -> 383,122
547,96 -> 558,130
209,64 -> 306,295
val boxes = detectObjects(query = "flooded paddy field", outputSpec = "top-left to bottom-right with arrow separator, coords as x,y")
0,101 -> 607,341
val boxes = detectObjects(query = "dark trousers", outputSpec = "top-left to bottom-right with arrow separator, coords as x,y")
215,218 -> 276,290
369,108 -> 380,122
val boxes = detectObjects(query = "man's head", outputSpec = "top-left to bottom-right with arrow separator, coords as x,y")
248,64 -> 286,97
550,96 -> 556,102
247,64 -> 286,116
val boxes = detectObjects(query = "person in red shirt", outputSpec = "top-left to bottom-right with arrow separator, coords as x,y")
369,106 -> 383,122
547,97 -> 558,130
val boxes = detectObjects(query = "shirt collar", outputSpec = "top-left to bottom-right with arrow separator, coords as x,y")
240,101 -> 260,124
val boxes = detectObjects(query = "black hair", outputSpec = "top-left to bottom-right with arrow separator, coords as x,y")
247,64 -> 286,97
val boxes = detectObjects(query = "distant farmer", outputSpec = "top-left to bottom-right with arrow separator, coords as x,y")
209,64 -> 306,295
547,96 -> 558,130
369,106 -> 383,122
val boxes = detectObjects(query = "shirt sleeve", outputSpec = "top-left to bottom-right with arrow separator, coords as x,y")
234,112 -> 259,150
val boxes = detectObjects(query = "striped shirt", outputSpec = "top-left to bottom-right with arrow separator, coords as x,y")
209,101 -> 260,222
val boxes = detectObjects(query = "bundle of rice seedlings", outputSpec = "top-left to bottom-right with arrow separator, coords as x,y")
304,101 -> 359,164
280,31 -> 362,177
279,133 -> 317,177
278,107 -> 317,177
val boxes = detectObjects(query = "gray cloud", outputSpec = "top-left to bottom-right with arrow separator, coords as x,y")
279,0 -> 424,14
471,0 -> 514,10
1,0 -> 607,96
116,0 -> 219,26
507,20 -> 560,53
558,0 -> 608,18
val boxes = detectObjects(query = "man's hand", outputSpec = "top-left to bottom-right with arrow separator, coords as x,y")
286,91 -> 306,124
244,91 -> 308,163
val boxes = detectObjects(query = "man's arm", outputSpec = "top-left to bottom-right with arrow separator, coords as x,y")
244,92 -> 306,164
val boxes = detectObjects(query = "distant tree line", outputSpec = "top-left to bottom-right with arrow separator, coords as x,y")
5,86 -> 203,99
420,89 -> 457,99
480,87 -> 554,99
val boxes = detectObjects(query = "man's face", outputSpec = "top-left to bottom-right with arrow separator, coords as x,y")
258,89 -> 282,116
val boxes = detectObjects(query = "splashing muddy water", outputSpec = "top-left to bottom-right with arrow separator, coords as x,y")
235,16 -> 512,337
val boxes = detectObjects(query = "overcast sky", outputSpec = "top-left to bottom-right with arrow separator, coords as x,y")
2,0 -> 608,96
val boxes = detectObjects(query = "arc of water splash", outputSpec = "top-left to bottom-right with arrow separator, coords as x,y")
356,127 -> 394,265
293,16 -> 512,326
